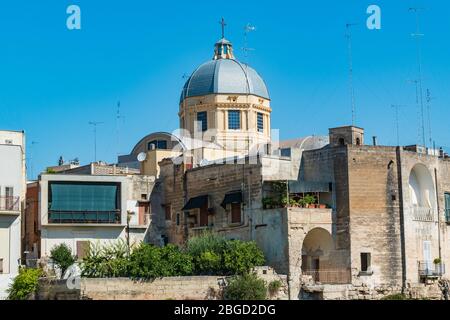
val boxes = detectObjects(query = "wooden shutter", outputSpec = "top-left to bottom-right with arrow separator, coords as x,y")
231,203 -> 241,223
199,203 -> 208,227
76,241 -> 90,259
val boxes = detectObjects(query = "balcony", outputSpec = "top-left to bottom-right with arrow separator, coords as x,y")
0,196 -> 20,214
418,261 -> 445,278
411,206 -> 434,222
48,210 -> 121,224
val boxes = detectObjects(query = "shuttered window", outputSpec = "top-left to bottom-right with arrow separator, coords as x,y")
231,203 -> 241,224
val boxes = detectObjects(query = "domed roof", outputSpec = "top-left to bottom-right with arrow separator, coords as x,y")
180,38 -> 269,102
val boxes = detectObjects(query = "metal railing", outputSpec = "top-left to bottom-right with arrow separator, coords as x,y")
48,210 -> 121,224
418,261 -> 445,278
302,269 -> 352,284
411,207 -> 434,222
0,196 -> 20,212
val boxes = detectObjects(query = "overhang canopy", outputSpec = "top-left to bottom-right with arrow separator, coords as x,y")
221,191 -> 243,209
182,195 -> 208,211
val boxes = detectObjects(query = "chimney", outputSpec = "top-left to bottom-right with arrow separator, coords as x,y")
372,136 -> 378,146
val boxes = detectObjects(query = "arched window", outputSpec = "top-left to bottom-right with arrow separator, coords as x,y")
356,137 -> 361,146
338,138 -> 345,146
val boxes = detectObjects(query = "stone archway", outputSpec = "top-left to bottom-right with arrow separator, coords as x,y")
301,227 -> 333,273
408,164 -> 437,221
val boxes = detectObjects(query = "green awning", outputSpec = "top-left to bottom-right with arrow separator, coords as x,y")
221,191 -> 242,209
182,195 -> 208,211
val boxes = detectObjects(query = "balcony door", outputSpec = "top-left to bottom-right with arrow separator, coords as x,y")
5,187 -> 14,210
423,240 -> 432,272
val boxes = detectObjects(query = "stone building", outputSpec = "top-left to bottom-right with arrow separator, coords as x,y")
138,32 -> 450,300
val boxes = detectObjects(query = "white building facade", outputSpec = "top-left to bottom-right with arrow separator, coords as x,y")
0,130 -> 26,299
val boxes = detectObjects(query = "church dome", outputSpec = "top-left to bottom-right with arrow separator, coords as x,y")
180,38 -> 269,102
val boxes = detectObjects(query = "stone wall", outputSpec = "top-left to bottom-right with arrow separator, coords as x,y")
34,268 -> 288,300
160,160 -> 263,245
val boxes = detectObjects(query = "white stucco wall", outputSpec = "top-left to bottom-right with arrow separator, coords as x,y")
0,130 -> 25,299
39,174 -> 131,257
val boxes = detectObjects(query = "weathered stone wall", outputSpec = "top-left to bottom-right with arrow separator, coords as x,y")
34,269 -> 288,300
346,146 -> 403,287
160,160 -> 263,245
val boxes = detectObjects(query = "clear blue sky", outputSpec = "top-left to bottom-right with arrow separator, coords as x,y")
1,0 -> 449,179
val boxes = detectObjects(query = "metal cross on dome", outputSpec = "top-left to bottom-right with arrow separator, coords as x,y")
219,17 -> 227,38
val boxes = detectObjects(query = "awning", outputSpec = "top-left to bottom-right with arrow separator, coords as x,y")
182,195 -> 208,211
221,191 -> 243,209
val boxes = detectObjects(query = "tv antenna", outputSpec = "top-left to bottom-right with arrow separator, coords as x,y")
116,101 -> 125,157
28,140 -> 39,179
409,7 -> 426,148
243,23 -> 256,61
346,23 -> 358,126
391,105 -> 408,146
88,121 -> 104,162
426,89 -> 435,150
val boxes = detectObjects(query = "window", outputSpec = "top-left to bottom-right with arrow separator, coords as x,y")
165,204 -> 172,221
338,138 -> 345,146
48,182 -> 120,224
148,140 -> 167,150
257,112 -> 264,133
228,110 -> 241,130
5,186 -> 14,210
231,203 -> 242,224
0,258 -> 3,273
176,213 -> 180,226
197,111 -> 208,132
445,193 -> 450,223
356,137 -> 361,146
360,253 -> 371,273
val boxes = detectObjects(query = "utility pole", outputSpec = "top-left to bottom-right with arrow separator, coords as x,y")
28,141 -> 38,179
88,121 -> 104,162
346,23 -> 358,126
409,7 -> 426,147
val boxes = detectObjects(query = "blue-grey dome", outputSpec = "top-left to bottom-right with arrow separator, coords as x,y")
180,57 -> 270,103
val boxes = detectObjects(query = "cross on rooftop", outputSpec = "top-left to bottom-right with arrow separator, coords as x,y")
219,17 -> 226,38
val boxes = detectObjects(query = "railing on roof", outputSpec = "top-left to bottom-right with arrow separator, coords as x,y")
0,196 -> 20,212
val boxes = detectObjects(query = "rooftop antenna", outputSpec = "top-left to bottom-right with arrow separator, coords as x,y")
391,105 -> 408,146
426,88 -> 434,150
409,7 -> 426,147
243,23 -> 256,61
88,121 -> 104,162
115,101 -> 125,157
346,23 -> 358,126
28,140 -> 39,179
219,17 -> 227,39
407,78 -> 422,146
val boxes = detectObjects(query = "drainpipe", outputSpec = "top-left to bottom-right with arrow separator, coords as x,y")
396,147 -> 407,294
434,168 -> 442,261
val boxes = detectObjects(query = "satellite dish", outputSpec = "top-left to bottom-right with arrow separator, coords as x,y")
199,158 -> 209,167
137,152 -> 147,162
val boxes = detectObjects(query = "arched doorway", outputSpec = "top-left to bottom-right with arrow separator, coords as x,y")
301,228 -> 333,281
